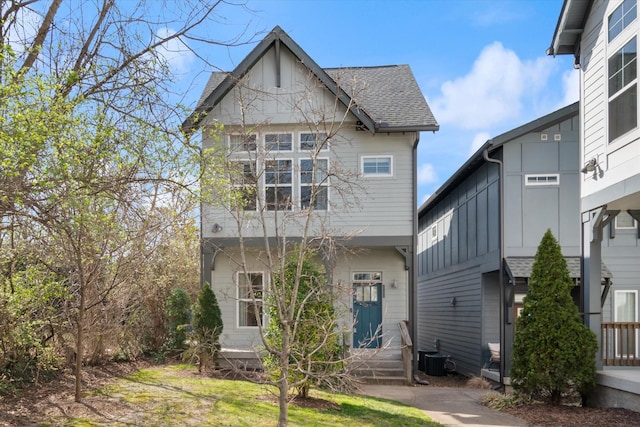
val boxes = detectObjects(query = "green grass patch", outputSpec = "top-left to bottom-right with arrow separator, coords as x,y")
49,364 -> 440,426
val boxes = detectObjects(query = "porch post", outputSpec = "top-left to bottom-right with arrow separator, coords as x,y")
582,209 -> 603,370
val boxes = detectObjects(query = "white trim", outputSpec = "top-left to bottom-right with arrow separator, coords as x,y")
524,174 -> 560,186
361,155 -> 393,177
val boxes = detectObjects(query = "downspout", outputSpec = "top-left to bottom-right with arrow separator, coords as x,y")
483,147 -> 505,387
411,133 -> 420,382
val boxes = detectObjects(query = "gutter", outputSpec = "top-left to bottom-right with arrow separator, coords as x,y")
411,133 -> 420,381
483,147 -> 505,387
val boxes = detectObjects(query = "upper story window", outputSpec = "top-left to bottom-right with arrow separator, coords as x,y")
616,211 -> 638,228
229,134 -> 257,152
609,0 -> 637,42
265,159 -> 292,210
230,160 -> 257,211
265,133 -> 293,152
608,36 -> 638,142
300,158 -> 329,210
361,156 -> 392,177
300,132 -> 328,151
525,174 -> 560,186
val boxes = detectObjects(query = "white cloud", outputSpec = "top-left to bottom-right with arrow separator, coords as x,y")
431,42 -> 554,130
469,132 -> 491,156
418,163 -> 438,185
155,27 -> 195,77
560,68 -> 580,107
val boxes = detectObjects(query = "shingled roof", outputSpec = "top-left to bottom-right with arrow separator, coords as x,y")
182,26 -> 438,134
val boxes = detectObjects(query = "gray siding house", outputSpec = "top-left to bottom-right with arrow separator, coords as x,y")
417,103 -> 590,381
183,26 -> 438,377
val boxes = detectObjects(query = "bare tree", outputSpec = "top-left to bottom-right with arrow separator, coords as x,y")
0,0 -> 257,402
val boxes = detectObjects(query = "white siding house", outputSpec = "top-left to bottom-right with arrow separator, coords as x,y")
550,0 -> 640,410
182,26 -> 438,378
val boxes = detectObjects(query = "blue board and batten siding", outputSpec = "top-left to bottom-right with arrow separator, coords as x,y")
417,106 -> 581,377
417,162 -> 500,375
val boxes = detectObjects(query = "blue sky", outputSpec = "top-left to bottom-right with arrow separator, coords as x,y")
167,0 -> 579,203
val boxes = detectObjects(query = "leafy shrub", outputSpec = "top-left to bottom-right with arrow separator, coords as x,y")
263,251 -> 343,398
164,288 -> 192,352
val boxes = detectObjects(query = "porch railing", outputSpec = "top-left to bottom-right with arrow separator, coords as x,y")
601,322 -> 640,366
398,320 -> 412,383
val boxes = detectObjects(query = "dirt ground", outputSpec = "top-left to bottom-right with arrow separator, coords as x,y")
1,362 -> 640,427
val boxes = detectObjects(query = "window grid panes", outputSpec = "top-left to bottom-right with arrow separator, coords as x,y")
229,134 -> 257,152
609,0 -> 637,42
238,272 -> 264,327
353,272 -> 382,302
609,37 -> 638,141
265,133 -> 293,151
300,158 -> 328,210
230,160 -> 257,211
362,156 -> 392,176
265,159 -> 292,210
300,132 -> 328,151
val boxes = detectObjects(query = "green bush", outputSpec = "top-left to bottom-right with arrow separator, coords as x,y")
184,283 -> 222,372
164,288 -> 192,352
510,229 -> 598,404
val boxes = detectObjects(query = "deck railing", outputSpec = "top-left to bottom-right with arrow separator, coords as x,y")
398,320 -> 412,383
601,322 -> 640,366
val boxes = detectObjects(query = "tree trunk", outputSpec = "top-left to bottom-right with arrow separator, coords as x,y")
74,282 -> 86,402
278,323 -> 290,427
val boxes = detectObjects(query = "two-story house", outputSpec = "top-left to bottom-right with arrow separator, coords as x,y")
550,0 -> 640,409
416,103 -> 609,383
182,26 -> 438,378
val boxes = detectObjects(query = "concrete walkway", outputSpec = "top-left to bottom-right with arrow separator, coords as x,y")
359,385 -> 528,427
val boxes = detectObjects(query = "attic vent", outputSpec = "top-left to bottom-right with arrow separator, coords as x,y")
540,133 -> 548,141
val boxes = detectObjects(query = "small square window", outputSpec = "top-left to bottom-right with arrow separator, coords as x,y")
229,134 -> 257,152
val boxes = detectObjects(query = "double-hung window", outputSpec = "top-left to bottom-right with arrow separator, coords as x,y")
609,37 -> 638,142
608,1 -> 638,143
237,272 -> 264,327
300,158 -> 329,210
230,160 -> 257,211
361,156 -> 392,177
265,159 -> 292,210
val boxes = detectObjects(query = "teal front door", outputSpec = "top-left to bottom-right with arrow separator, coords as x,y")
353,282 -> 382,348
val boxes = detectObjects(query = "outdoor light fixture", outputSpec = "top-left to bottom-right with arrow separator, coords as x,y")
450,297 -> 457,307
580,158 -> 598,174
212,223 -> 223,233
